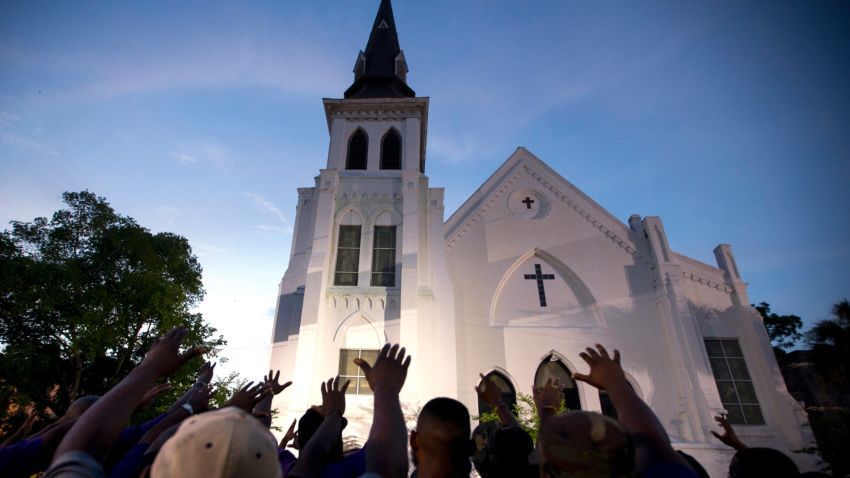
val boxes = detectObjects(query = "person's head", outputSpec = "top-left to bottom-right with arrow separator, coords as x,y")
410,397 -> 473,476
151,407 -> 281,478
729,447 -> 799,478
295,406 -> 347,459
63,395 -> 100,419
472,423 -> 536,478
538,411 -> 634,478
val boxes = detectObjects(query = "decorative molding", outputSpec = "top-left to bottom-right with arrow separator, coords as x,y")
523,164 -> 639,257
446,169 -> 523,248
683,271 -> 732,294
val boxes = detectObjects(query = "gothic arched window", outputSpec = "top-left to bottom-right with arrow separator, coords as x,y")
346,129 -> 368,170
380,129 -> 401,170
477,371 -> 517,415
534,355 -> 581,411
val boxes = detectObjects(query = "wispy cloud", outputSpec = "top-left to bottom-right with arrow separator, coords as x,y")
0,131 -> 59,157
243,193 -> 291,234
170,141 -> 226,166
243,192 -> 288,225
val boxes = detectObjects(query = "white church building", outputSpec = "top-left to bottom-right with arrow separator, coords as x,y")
269,1 -> 815,474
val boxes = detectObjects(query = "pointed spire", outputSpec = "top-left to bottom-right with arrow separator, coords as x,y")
344,0 -> 415,99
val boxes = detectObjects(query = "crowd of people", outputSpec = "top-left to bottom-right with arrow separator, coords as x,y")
0,326 -> 828,477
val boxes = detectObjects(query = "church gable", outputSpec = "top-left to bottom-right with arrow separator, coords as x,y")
445,147 -> 639,259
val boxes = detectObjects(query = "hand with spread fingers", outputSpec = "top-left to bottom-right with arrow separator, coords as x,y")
225,381 -> 269,412
321,376 -> 350,416
711,415 -> 748,451
264,369 -> 293,395
475,373 -> 505,408
354,343 -> 411,395
142,327 -> 207,377
533,377 -> 563,411
188,384 -> 213,414
572,343 -> 626,391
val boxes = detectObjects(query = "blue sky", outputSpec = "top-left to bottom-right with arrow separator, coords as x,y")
1,1 -> 848,378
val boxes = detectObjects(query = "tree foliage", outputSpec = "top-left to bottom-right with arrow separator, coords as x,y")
0,191 -> 225,428
807,299 -> 850,398
473,393 -> 568,444
754,302 -> 803,351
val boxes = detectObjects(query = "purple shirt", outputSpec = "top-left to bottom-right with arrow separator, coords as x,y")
0,437 -> 46,478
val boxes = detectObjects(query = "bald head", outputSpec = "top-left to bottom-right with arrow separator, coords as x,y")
412,397 -> 472,475
539,411 -> 634,478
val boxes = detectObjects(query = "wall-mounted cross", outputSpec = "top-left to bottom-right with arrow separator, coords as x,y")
521,197 -> 535,209
524,263 -> 555,307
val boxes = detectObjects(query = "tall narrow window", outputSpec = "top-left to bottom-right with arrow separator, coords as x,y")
339,348 -> 379,394
535,356 -> 581,411
346,129 -> 368,170
705,338 -> 764,425
334,225 -> 361,286
370,226 -> 396,286
380,129 -> 401,170
477,371 -> 517,415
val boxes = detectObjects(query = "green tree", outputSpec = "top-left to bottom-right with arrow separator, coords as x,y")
473,392 -> 568,444
0,191 -> 225,429
754,302 -> 803,355
808,299 -> 850,390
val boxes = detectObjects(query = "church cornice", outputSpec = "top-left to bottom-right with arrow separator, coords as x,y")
682,271 -> 733,294
323,98 -> 428,128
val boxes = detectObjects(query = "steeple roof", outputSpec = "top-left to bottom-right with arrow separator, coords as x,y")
344,0 -> 415,99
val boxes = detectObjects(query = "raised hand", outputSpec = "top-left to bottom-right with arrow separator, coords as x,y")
572,344 -> 625,391
142,327 -> 206,377
711,415 -> 748,451
533,377 -> 564,412
279,419 -> 297,449
188,384 -> 213,414
475,373 -> 505,407
225,381 -> 269,412
321,376 -> 350,416
354,343 -> 411,395
138,383 -> 172,410
196,361 -> 216,385
263,369 -> 293,395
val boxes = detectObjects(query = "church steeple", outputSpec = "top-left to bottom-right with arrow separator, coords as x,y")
344,0 -> 415,99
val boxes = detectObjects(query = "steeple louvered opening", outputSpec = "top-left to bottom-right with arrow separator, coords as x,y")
380,129 -> 401,170
346,129 -> 368,170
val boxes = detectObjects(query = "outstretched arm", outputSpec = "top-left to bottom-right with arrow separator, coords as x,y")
253,370 -> 292,429
711,415 -> 748,451
51,327 -> 204,464
288,376 -> 349,478
533,377 -> 564,429
1,413 -> 38,446
572,344 -> 688,472
356,343 -> 411,478
476,373 -> 519,428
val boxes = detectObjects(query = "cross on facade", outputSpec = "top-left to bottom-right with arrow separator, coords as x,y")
521,197 -> 535,209
524,263 -> 555,307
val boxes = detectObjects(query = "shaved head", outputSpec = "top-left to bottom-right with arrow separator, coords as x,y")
539,411 -> 634,478
65,395 -> 99,419
412,397 -> 472,476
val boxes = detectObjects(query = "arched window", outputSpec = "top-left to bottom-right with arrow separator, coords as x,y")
346,129 -> 368,170
478,371 -> 517,415
380,129 -> 401,170
599,382 -> 635,420
534,355 -> 581,411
